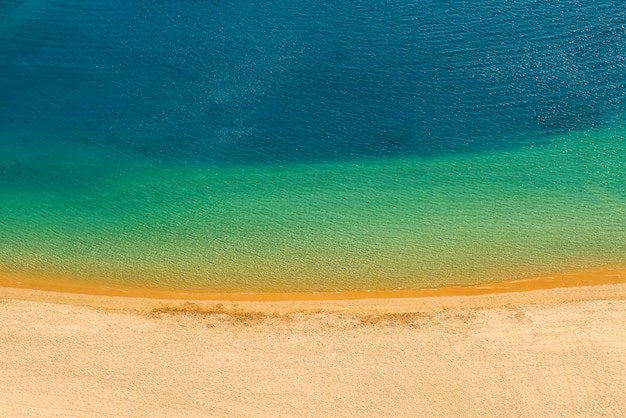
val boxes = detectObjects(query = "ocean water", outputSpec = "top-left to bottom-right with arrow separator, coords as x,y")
0,0 -> 625,293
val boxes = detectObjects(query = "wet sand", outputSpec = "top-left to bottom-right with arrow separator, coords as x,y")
1,273 -> 626,416
2,267 -> 626,301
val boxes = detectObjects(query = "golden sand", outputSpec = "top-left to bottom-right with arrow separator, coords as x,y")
1,281 -> 626,416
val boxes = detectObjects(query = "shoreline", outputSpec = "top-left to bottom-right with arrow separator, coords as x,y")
1,267 -> 625,315
0,266 -> 625,304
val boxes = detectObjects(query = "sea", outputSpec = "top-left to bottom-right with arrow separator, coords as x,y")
1,0 -> 625,293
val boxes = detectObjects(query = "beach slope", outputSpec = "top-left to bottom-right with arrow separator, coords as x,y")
1,284 -> 625,417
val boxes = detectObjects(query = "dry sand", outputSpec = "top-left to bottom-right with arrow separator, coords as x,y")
1,283 -> 626,417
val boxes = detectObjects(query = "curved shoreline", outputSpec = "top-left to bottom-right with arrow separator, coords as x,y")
1,267 -> 625,308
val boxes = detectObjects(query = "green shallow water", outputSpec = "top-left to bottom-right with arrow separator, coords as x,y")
1,126 -> 625,293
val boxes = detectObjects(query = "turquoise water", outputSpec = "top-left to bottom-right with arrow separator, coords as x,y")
1,1 -> 625,292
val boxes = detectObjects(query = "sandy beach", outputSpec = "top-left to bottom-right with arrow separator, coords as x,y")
1,279 -> 626,417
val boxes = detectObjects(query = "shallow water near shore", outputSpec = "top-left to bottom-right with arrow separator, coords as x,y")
1,1 -> 625,293
1,125 -> 625,293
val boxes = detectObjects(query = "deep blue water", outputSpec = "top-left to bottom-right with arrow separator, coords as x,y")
2,0 -> 625,165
